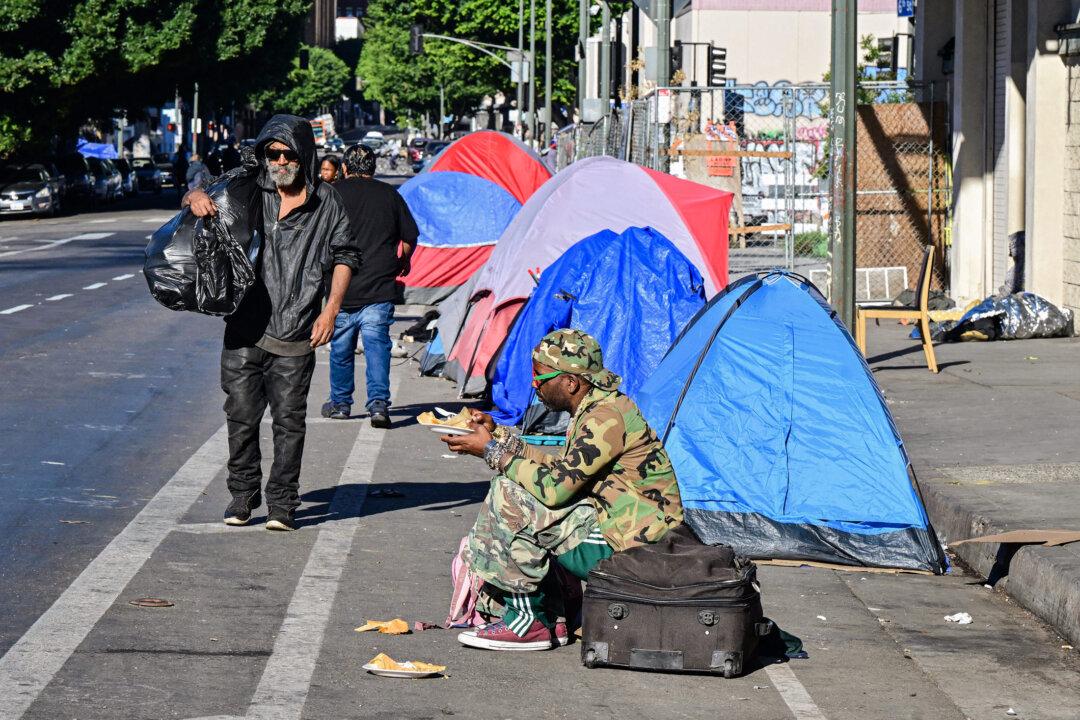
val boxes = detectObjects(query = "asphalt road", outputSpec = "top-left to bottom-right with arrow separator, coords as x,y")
0,194 -> 1078,720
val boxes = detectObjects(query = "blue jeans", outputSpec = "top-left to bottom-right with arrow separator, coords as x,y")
328,302 -> 394,410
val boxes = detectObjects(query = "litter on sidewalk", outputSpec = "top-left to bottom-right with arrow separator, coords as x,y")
355,619 -> 411,635
944,612 -> 973,625
364,653 -> 445,678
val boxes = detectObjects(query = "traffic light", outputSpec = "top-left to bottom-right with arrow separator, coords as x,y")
166,122 -> 176,133
708,45 -> 727,87
670,40 -> 683,73
409,24 -> 424,55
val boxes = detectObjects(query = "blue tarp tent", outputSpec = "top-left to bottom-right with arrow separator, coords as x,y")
636,271 -> 947,573
490,226 -> 706,425
399,170 -> 521,251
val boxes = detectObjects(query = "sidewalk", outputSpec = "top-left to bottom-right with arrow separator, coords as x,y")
865,320 -> 1080,646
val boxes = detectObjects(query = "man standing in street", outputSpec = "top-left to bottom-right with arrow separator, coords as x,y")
183,114 -> 361,532
321,143 -> 418,428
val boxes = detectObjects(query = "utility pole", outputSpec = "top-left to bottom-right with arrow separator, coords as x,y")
544,0 -> 553,145
829,0 -> 857,328
654,0 -> 670,87
519,0 -> 525,140
529,0 -> 537,144
578,0 -> 588,119
439,84 -> 446,140
191,82 -> 199,155
600,1 -> 611,116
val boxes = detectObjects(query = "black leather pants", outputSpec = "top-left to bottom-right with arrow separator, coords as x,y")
220,345 -> 316,512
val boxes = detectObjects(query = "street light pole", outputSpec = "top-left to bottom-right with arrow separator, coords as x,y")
519,0 -> 525,140
529,0 -> 537,143
191,82 -> 199,155
655,0 -> 670,87
578,0 -> 588,119
544,0 -> 552,145
600,1 -> 611,117
829,0 -> 857,328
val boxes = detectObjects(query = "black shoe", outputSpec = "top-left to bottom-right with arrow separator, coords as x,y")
266,507 -> 296,532
320,401 -> 351,420
223,489 -> 261,526
369,403 -> 391,429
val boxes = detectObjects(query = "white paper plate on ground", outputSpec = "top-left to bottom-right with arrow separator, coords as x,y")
420,423 -> 473,436
363,663 -> 443,679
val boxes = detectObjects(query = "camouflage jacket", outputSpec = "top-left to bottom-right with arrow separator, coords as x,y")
501,387 -> 683,551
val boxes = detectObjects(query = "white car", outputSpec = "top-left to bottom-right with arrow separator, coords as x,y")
363,131 -> 385,142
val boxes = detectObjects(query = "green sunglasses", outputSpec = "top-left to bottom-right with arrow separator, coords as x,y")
531,370 -> 565,388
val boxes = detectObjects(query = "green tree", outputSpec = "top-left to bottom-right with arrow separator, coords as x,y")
252,46 -> 351,116
357,0 -> 608,124
0,0 -> 309,156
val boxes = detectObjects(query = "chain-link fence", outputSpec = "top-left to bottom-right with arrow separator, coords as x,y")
559,81 -> 951,303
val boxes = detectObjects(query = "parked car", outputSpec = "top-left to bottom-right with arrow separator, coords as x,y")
87,157 -> 115,203
0,164 -> 59,216
102,159 -> 123,200
324,136 -> 345,153
131,157 -> 163,194
360,130 -> 386,153
57,153 -> 95,207
36,162 -> 66,212
415,140 -> 449,173
152,153 -> 176,189
114,158 -> 135,197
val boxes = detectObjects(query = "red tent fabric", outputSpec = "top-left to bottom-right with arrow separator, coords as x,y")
427,131 -> 550,204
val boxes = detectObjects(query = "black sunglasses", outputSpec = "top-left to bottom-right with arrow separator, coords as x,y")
264,147 -> 299,163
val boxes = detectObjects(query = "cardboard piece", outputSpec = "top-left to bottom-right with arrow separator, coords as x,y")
950,530 -> 1080,548
757,558 -> 934,576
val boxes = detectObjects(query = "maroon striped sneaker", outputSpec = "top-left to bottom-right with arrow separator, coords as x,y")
457,620 -> 555,651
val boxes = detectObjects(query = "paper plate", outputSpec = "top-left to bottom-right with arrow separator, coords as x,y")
420,423 -> 473,436
363,663 -> 443,679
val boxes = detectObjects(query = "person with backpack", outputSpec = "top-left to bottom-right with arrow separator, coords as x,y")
441,329 -> 684,651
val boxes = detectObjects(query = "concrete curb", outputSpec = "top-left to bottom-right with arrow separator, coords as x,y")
922,482 -> 1080,647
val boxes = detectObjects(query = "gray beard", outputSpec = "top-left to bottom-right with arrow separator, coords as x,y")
267,162 -> 301,188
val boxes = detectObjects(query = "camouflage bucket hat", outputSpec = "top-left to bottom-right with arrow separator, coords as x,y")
532,329 -> 621,391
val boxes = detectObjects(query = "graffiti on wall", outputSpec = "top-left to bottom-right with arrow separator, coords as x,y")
728,81 -> 829,119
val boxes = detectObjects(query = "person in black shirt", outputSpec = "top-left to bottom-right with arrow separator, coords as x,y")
321,144 -> 418,428
183,115 -> 361,531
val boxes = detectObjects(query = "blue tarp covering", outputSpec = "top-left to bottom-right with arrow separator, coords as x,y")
76,139 -> 118,160
490,226 -> 706,425
399,171 -> 521,248
635,271 -> 946,572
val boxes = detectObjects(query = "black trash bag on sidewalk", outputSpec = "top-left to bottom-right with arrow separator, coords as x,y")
144,148 -> 263,316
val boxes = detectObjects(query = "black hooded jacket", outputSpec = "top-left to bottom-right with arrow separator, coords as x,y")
224,114 -> 361,355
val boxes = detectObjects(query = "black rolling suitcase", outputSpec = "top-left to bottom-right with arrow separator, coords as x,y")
580,525 -> 772,677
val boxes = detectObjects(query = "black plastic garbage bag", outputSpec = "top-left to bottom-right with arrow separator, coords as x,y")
144,149 -> 262,316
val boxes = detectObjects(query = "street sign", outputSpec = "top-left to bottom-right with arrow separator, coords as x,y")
897,0 -> 914,17
508,50 -> 531,83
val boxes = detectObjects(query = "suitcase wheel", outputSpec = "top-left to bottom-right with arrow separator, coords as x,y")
722,658 -> 736,679
711,651 -> 743,678
583,647 -> 598,669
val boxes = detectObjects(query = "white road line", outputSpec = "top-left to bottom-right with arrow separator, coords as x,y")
0,304 -> 33,315
111,273 -> 134,281
764,664 -> 828,720
0,232 -> 114,259
45,294 -> 72,302
82,282 -> 106,290
0,425 -> 229,719
86,218 -> 116,224
141,217 -> 174,223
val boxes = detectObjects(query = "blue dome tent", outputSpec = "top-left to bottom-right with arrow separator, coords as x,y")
635,271 -> 947,573
490,226 -> 705,426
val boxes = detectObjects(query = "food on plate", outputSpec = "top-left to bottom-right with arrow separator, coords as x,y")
367,652 -> 446,674
416,408 -> 472,429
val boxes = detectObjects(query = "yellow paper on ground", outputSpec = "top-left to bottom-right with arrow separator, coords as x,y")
368,652 -> 446,673
355,618 -> 411,635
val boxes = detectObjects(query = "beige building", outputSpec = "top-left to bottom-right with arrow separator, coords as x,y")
916,1 -> 1080,311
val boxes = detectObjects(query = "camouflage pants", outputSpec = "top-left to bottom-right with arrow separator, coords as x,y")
463,473 -> 600,622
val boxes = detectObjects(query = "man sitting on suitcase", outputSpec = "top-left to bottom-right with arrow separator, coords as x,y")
441,329 -> 684,651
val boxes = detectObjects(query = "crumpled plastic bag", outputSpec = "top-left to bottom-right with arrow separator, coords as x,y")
920,292 -> 1075,342
144,147 -> 262,316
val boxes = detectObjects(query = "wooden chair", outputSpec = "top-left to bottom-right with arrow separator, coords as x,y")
855,245 -> 939,373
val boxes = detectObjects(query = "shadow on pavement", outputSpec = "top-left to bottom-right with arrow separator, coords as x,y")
296,480 -> 488,527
